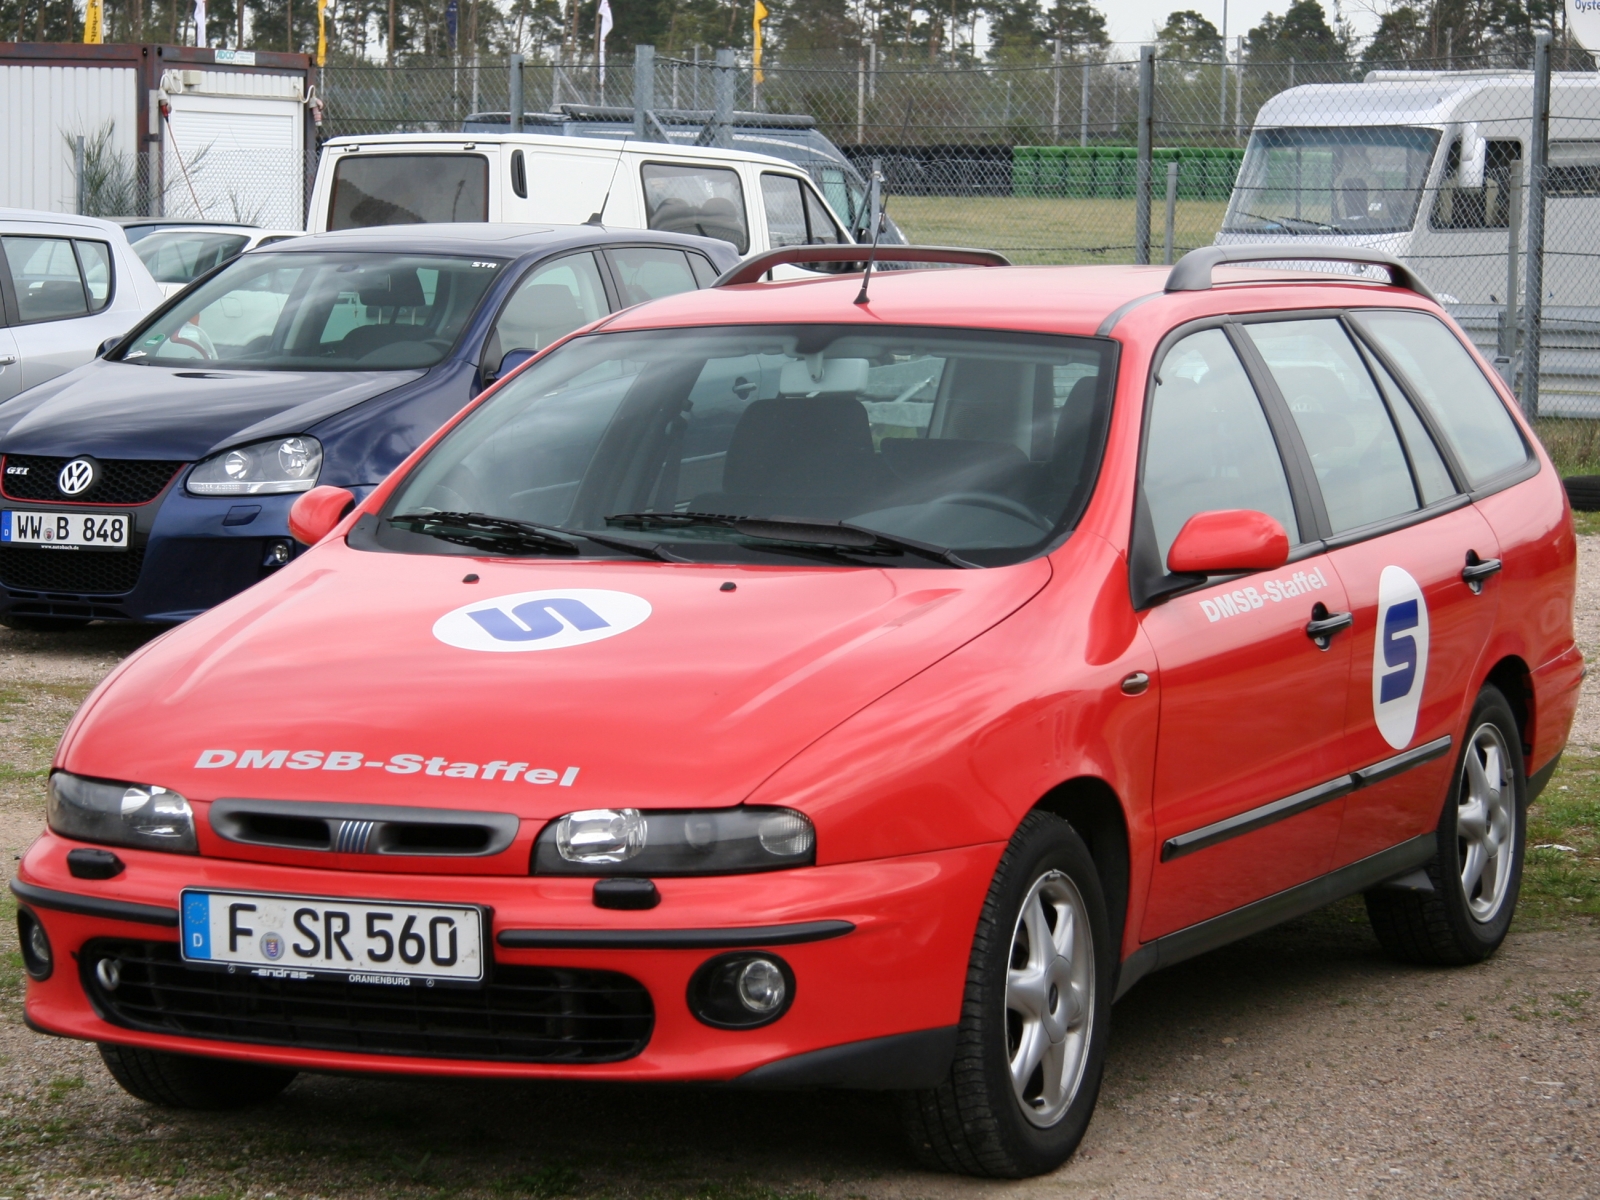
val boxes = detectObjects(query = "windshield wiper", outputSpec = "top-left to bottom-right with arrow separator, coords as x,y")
391,511 -> 689,563
1231,210 -> 1348,235
605,512 -> 977,568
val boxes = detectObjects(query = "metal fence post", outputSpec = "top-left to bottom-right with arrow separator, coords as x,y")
711,48 -> 735,149
1500,158 -> 1522,365
1523,31 -> 1551,419
1164,160 -> 1178,265
1052,40 -> 1061,144
509,54 -> 524,132
1135,46 -> 1154,266
1234,36 -> 1244,143
75,135 -> 86,215
857,48 -> 865,144
1080,58 -> 1089,147
633,44 -> 654,139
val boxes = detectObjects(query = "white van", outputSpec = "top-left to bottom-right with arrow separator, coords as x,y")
1217,70 -> 1600,412
307,133 -> 857,266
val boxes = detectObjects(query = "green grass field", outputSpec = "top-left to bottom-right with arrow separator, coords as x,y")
888,195 -> 1231,265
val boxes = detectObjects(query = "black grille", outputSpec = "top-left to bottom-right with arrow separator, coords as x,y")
82,939 -> 654,1064
0,545 -> 145,594
2,456 -> 184,504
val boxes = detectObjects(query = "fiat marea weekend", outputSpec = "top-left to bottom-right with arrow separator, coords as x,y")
12,244 -> 1579,1178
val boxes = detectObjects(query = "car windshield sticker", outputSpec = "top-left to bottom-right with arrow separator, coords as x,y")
1197,567 -> 1331,623
432,589 -> 651,653
1372,565 -> 1429,749
195,749 -> 579,785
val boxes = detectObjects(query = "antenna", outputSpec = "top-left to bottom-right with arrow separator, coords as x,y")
853,160 -> 886,306
586,134 -> 631,225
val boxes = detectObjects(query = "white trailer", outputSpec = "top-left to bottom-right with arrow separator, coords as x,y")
1218,70 -> 1600,414
0,43 -> 315,231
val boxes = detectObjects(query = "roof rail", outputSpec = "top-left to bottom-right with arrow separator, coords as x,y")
714,245 -> 1011,287
1165,244 -> 1436,301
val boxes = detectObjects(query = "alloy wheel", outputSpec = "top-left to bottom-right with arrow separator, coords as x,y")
1004,869 -> 1094,1127
1457,720 -> 1517,923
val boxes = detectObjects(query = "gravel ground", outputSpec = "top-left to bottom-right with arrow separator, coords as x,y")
0,553 -> 1596,1200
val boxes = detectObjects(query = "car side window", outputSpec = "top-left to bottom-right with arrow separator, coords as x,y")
761,174 -> 847,248
73,240 -> 113,310
3,236 -> 90,322
1365,350 -> 1457,505
1245,318 -> 1418,534
1143,328 -> 1300,565
802,182 -> 847,243
1355,310 -> 1528,487
485,252 -> 608,367
641,163 -> 749,254
607,247 -> 699,306
687,252 -> 718,287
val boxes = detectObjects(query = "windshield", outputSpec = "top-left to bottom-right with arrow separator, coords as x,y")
376,324 -> 1114,568
134,230 -> 251,284
1225,126 -> 1441,235
117,251 -> 504,371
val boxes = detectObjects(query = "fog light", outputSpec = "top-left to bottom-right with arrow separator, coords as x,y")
687,952 -> 794,1029
95,957 -> 122,992
17,910 -> 51,981
263,540 -> 293,568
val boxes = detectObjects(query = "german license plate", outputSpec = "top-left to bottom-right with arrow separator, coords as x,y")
180,890 -> 485,987
1,510 -> 129,549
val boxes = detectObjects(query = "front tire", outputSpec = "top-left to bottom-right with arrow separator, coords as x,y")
98,1043 -> 296,1110
1,615 -> 91,632
1365,685 -> 1527,965
900,811 -> 1113,1177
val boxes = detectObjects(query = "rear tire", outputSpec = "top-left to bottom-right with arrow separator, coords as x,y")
1365,685 -> 1526,966
899,810 -> 1113,1178
98,1043 -> 296,1110
1563,474 -> 1600,512
0,615 -> 91,632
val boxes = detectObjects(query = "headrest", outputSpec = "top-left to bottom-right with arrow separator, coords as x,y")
778,357 -> 869,396
358,269 -> 427,309
519,285 -> 585,324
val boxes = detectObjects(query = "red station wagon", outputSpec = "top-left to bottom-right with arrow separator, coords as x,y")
12,244 -> 1580,1177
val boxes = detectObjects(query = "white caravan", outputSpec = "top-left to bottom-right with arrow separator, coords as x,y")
306,133 -> 858,271
1218,70 -> 1600,413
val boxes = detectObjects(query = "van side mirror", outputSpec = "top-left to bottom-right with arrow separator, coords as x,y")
1459,125 -> 1486,189
1166,509 -> 1289,576
288,485 -> 357,546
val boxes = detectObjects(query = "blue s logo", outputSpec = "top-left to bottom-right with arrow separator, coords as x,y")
434,588 -> 651,653
1379,599 -> 1419,703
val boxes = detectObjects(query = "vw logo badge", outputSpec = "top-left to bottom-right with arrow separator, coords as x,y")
56,457 -> 98,497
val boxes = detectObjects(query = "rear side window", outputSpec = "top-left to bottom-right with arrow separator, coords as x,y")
608,247 -> 699,305
2,236 -> 112,321
485,252 -> 608,366
1367,352 -> 1456,505
328,154 -> 489,229
1144,328 -> 1299,564
1246,318 -> 1417,534
641,163 -> 748,254
1355,310 -> 1527,487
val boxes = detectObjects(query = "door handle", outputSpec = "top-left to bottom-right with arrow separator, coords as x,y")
1305,602 -> 1354,650
0,355 -> 16,366
1461,550 -> 1502,594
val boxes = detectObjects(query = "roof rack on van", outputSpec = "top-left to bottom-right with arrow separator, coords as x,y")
714,245 -> 1011,287
1165,244 -> 1436,301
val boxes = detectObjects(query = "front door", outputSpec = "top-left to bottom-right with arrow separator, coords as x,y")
1136,327 -> 1355,941
0,326 -> 19,403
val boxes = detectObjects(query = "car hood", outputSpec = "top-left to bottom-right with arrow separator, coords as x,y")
63,543 -> 1053,815
0,362 -> 420,460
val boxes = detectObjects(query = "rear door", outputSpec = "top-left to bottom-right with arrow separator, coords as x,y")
1136,324 -> 1355,940
1241,312 -> 1502,867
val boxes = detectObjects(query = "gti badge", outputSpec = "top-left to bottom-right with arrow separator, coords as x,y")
56,457 -> 99,497
433,589 -> 651,652
1372,565 -> 1429,750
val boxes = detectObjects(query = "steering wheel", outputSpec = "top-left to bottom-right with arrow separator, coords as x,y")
935,492 -> 1054,533
169,334 -> 213,361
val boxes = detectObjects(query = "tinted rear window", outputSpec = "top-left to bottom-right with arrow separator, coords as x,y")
1355,310 -> 1528,487
329,154 -> 489,229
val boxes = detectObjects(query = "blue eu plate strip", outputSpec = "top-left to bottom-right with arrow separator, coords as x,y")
1,512 -> 10,543
182,892 -> 212,959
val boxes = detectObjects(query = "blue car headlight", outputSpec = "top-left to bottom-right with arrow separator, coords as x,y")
187,436 -> 322,496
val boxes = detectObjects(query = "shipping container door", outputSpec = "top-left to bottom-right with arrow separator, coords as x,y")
163,92 -> 304,229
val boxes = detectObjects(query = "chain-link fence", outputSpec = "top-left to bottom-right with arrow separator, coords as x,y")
317,38 -> 1600,415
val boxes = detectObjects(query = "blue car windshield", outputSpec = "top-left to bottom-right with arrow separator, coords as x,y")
117,251 -> 505,371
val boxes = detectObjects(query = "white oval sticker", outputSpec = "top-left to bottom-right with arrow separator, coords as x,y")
1371,565 -> 1429,749
433,588 -> 652,653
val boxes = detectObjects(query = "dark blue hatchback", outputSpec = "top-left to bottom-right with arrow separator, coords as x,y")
0,224 -> 737,627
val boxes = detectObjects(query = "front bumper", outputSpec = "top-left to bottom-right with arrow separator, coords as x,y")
16,831 -> 999,1084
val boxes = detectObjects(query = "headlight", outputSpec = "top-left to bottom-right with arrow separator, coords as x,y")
47,771 -> 198,854
533,807 -> 815,875
186,436 -> 322,495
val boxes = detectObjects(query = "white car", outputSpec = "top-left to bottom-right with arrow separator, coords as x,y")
116,221 -> 303,298
0,210 -> 165,402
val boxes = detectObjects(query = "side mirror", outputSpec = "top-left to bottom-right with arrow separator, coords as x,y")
288,485 -> 356,546
96,336 -> 121,359
493,348 -> 537,383
1459,125 -> 1486,189
1166,509 -> 1289,576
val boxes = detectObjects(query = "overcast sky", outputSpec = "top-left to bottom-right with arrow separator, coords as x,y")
1097,0 -> 1384,49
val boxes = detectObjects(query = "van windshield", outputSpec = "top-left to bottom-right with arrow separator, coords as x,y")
379,325 -> 1115,568
117,251 -> 504,371
1225,126 -> 1441,235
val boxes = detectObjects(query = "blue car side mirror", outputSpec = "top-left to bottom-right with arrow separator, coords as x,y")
494,348 -> 537,382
